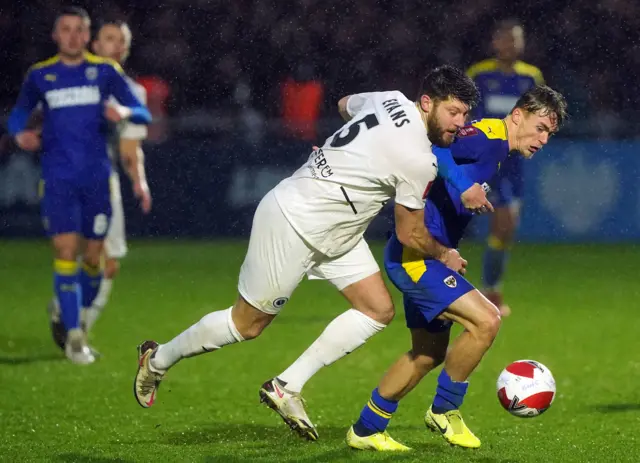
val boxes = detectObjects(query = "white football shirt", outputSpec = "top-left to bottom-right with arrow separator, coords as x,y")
273,90 -> 438,257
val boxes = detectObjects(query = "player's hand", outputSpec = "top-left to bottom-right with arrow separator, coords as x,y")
439,248 -> 468,275
461,183 -> 494,214
104,101 -> 132,124
134,181 -> 152,214
15,130 -> 41,152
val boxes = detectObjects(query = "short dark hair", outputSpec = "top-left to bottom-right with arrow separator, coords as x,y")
56,6 -> 91,26
512,85 -> 568,128
418,65 -> 480,109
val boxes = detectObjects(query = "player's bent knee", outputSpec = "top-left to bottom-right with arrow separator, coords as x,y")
356,291 -> 395,325
370,302 -> 395,325
231,296 -> 275,340
350,299 -> 395,325
341,272 -> 395,325
52,234 -> 79,261
476,306 -> 502,345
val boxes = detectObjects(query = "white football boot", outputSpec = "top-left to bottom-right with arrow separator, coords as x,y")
259,378 -> 319,441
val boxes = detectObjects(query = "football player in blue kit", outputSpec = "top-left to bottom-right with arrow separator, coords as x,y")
466,19 -> 545,315
346,85 -> 566,451
7,7 -> 151,364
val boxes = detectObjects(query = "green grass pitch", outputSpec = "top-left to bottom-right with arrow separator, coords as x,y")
1,240 -> 639,462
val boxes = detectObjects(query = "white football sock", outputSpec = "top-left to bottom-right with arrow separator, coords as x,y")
278,308 -> 386,392
151,307 -> 244,372
83,278 -> 113,332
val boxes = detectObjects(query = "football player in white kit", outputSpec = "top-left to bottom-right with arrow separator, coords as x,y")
86,19 -> 152,333
47,19 -> 152,349
133,66 -> 489,439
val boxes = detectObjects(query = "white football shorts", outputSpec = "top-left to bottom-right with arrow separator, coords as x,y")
104,171 -> 127,259
238,189 -> 380,315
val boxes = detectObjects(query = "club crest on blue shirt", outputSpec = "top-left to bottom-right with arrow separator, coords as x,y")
85,66 -> 98,81
443,275 -> 457,288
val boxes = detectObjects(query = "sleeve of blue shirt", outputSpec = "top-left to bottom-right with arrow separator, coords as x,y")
106,64 -> 151,125
446,163 -> 483,198
7,71 -> 41,136
432,146 -> 474,192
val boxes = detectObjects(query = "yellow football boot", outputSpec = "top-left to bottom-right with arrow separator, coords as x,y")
425,406 -> 481,449
346,426 -> 411,451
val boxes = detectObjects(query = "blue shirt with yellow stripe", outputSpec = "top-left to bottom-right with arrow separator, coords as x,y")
467,59 -> 544,119
466,59 -> 542,204
7,52 -> 151,181
384,118 -> 512,330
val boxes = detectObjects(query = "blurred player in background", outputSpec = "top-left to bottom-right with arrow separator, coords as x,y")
7,7 -> 151,364
133,67 -> 492,440
466,19 -> 544,316
347,86 -> 567,451
80,19 -> 151,335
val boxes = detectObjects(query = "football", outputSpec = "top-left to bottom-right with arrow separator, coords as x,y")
496,360 -> 556,418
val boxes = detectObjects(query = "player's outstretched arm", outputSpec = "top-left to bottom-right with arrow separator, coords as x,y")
432,147 -> 493,213
394,203 -> 467,274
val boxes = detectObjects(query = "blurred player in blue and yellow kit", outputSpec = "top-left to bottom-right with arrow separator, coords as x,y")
7,7 -> 151,364
467,19 -> 544,316
346,86 -> 567,452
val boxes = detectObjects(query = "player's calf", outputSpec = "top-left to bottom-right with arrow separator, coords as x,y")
378,327 -> 449,401
441,291 -> 501,380
138,297 -> 264,381
83,257 -> 119,334
80,240 -> 106,322
51,235 -> 84,344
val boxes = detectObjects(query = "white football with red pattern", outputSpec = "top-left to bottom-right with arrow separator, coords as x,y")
497,360 -> 556,418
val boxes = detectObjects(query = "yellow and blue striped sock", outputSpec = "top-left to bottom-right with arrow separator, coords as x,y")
432,368 -> 468,413
353,388 -> 398,437
79,262 -> 103,309
54,259 -> 81,330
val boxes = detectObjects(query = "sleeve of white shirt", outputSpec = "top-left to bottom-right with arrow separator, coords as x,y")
120,83 -> 148,141
345,92 -> 377,117
394,155 -> 437,210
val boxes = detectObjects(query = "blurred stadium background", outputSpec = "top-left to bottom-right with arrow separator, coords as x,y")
1,0 -> 639,240
2,1 -> 640,462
